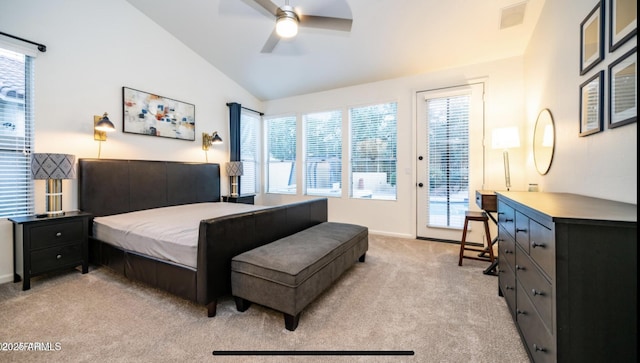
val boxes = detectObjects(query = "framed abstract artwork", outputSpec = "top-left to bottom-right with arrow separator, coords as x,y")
579,71 -> 604,136
608,47 -> 637,128
580,2 -> 604,75
122,87 -> 195,141
609,0 -> 637,52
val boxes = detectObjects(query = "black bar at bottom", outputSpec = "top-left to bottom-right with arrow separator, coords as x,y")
213,350 -> 415,356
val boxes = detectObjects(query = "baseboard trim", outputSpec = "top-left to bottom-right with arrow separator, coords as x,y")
0,273 -> 14,285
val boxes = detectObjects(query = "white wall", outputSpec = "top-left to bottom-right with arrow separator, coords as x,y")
260,57 -> 527,238
0,0 -> 262,283
523,0 -> 637,202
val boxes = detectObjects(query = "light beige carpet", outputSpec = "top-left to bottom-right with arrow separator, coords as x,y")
0,235 -> 529,362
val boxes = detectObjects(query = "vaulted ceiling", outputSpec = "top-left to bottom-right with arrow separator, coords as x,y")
126,0 -> 545,101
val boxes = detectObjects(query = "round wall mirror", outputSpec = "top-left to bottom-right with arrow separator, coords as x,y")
533,108 -> 555,175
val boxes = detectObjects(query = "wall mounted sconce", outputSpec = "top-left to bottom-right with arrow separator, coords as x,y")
94,112 -> 116,158
202,131 -> 223,162
31,153 -> 76,217
492,127 -> 520,191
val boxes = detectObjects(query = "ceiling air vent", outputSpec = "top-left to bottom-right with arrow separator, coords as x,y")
500,1 -> 527,29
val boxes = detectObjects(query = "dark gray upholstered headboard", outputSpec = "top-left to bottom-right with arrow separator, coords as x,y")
79,159 -> 221,217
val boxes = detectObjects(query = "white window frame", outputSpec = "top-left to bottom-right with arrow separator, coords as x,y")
0,45 -> 35,218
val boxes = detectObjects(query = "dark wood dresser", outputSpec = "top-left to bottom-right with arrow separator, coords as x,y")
496,192 -> 636,363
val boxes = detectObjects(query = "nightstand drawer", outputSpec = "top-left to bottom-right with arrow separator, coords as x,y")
31,243 -> 83,274
30,220 -> 84,249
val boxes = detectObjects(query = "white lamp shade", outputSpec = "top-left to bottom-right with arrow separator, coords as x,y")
492,127 -> 521,149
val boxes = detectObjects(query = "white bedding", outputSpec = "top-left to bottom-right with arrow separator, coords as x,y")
92,202 -> 270,268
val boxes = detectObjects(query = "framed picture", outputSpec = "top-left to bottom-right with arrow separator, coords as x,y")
608,47 -> 637,128
609,0 -> 637,52
580,2 -> 604,75
122,87 -> 195,141
579,71 -> 604,136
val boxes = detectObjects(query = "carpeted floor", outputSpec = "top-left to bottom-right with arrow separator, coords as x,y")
0,234 -> 529,362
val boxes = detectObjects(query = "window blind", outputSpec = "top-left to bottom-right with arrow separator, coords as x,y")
0,47 -> 34,218
266,115 -> 296,194
426,95 -> 469,228
240,110 -> 260,195
303,110 -> 342,197
349,102 -> 397,200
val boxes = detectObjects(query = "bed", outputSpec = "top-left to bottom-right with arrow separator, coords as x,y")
78,158 -> 328,317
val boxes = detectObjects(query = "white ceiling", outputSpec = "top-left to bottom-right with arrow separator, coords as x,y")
125,0 -> 545,101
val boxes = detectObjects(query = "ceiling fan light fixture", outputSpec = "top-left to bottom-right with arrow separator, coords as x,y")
276,6 -> 298,38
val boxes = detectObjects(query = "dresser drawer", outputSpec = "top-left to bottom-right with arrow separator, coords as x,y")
30,220 -> 84,249
30,243 -> 83,275
498,201 -> 515,238
498,261 -> 516,317
515,246 -> 553,333
517,284 -> 555,363
529,219 -> 554,278
498,226 -> 516,272
515,211 -> 530,254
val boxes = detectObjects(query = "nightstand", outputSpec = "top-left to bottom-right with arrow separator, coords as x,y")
223,194 -> 255,205
9,211 -> 92,290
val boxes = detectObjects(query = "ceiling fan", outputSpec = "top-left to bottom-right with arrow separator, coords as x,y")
250,0 -> 353,53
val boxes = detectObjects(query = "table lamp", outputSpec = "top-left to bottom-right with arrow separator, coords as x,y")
491,127 -> 520,191
31,153 -> 76,216
226,161 -> 244,197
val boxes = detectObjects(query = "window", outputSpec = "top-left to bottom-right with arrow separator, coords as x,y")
349,102 -> 397,200
239,110 -> 260,195
266,115 -> 296,194
303,110 -> 342,197
0,47 -> 34,218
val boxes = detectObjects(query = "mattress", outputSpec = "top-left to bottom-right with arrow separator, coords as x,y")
92,202 -> 269,268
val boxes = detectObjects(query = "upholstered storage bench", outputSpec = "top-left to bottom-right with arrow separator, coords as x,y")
231,222 -> 368,331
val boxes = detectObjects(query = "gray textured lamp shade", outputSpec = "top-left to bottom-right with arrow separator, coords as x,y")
32,153 -> 76,180
31,153 -> 75,216
226,161 -> 244,177
226,161 -> 243,197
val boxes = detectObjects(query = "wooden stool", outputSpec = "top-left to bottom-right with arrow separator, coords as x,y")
458,211 -> 495,266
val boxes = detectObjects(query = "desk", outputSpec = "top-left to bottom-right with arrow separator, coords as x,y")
475,190 -> 498,275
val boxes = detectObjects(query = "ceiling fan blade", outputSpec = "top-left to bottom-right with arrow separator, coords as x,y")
252,0 -> 279,17
299,15 -> 352,32
261,29 -> 281,53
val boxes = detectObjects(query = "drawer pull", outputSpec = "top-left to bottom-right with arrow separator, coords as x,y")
505,285 -> 514,290
532,289 -> 545,296
516,228 -> 527,233
531,241 -> 546,248
515,265 -> 525,271
503,249 -> 513,254
56,232 -> 62,237
56,254 -> 62,260
505,218 -> 514,222
533,344 -> 546,352
516,309 -> 526,315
